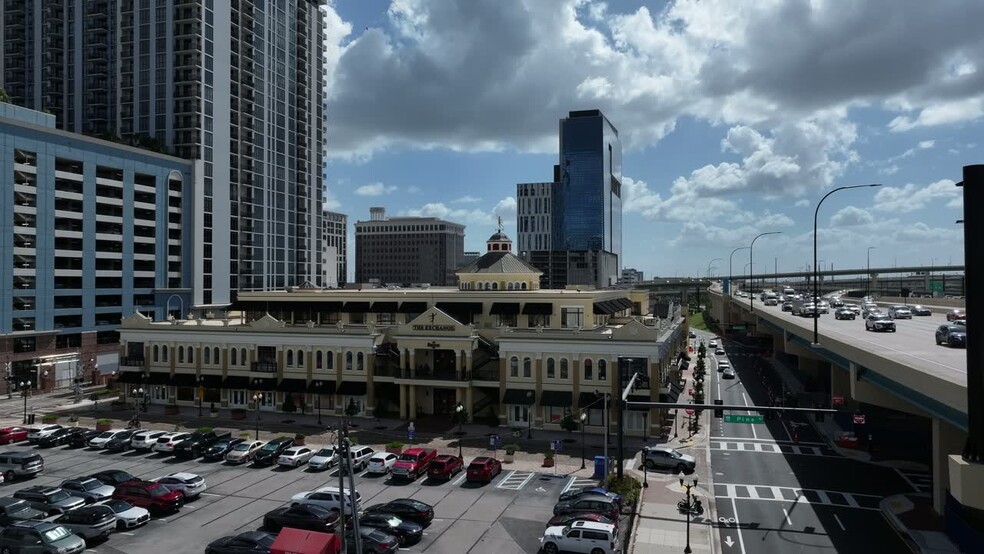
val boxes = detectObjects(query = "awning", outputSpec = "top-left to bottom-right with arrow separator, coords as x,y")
115,371 -> 143,384
593,301 -> 617,315
337,381 -> 368,396
370,301 -> 398,313
579,392 -> 607,409
539,390 -> 573,407
200,374 -> 223,388
489,302 -> 520,315
307,380 -> 337,394
615,298 -> 634,310
436,302 -> 483,314
277,379 -> 309,392
250,377 -> 278,391
521,302 -> 553,315
341,301 -> 370,313
502,388 -> 536,405
147,372 -> 170,385
222,376 -> 250,389
313,301 -> 343,312
170,373 -> 198,387
626,394 -> 652,412
398,302 -> 427,313
659,381 -> 685,403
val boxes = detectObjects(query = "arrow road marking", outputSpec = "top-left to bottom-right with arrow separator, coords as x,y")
724,536 -> 735,548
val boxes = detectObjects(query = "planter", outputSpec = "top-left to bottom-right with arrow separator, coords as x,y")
294,437 -> 306,446
542,457 -> 555,468
164,405 -> 180,416
231,410 -> 247,421
386,445 -> 404,454
41,416 -> 58,424
96,421 -> 112,431
503,453 -> 515,463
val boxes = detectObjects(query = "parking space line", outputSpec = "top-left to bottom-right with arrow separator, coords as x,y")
495,470 -> 537,490
450,472 -> 467,486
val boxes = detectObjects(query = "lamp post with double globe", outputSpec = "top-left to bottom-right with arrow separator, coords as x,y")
455,403 -> 465,459
19,380 -> 31,424
579,412 -> 587,470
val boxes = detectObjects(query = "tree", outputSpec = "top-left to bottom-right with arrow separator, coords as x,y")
560,411 -> 577,434
345,397 -> 360,417
697,343 -> 707,358
0,88 -> 10,103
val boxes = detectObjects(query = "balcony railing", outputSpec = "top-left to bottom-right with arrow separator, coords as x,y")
374,364 -> 499,382
119,356 -> 145,368
250,361 -> 278,373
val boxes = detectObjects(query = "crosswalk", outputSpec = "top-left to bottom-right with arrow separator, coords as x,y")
562,475 -> 602,495
897,468 -> 933,494
715,483 -> 882,511
496,470 -> 537,491
711,440 -> 836,458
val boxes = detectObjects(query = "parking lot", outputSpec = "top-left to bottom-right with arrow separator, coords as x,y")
1,439 -> 621,554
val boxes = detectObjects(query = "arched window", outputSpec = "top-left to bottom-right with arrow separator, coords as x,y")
510,357 -> 519,377
240,348 -> 247,365
357,352 -> 364,371
162,345 -> 168,362
523,357 -> 532,378
153,345 -> 159,362
546,358 -> 555,379
560,358 -> 569,379
345,352 -> 353,370
297,350 -> 304,367
178,346 -> 185,364
204,347 -> 211,365
521,282 -> 528,290
287,350 -> 294,367
231,348 -> 238,366
492,282 -> 499,290
188,346 -> 194,364
326,351 -> 334,369
507,282 -> 513,290
584,359 -> 593,380
598,359 -> 607,381
316,351 -> 323,369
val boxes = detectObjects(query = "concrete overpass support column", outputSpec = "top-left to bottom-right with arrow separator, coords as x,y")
933,417 -> 965,514
797,357 -> 820,387
829,364 -> 851,406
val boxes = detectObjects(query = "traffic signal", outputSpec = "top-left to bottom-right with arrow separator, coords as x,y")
714,399 -> 723,419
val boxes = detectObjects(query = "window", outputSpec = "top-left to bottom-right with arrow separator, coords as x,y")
496,313 -> 517,327
523,358 -> 532,378
316,351 -> 323,369
188,347 -> 194,364
598,359 -> 607,381
345,352 -> 353,371
561,307 -> 584,329
162,346 -> 168,362
326,351 -> 334,369
153,345 -> 159,362
528,314 -> 550,327
240,349 -> 247,366
510,357 -> 518,377
231,348 -> 237,366
152,386 -> 168,401
508,405 -> 531,426
356,352 -> 364,371
286,350 -> 294,366
560,359 -> 569,379
546,358 -> 555,379
297,350 -> 304,367
624,410 -> 645,432
178,346 -> 185,364
544,406 -> 565,423
584,359 -> 593,380
204,347 -> 211,365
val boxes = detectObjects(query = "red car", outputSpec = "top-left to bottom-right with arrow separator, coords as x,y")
392,448 -> 437,480
427,455 -> 463,481
836,432 -> 860,449
0,427 -> 29,445
466,456 -> 501,483
112,480 -> 184,515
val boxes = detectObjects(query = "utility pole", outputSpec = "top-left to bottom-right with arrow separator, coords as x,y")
344,423 -> 362,553
337,423 -> 347,554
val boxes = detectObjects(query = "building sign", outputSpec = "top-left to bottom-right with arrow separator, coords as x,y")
412,324 -> 456,332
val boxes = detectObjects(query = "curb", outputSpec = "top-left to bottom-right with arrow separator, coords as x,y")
879,496 -> 924,554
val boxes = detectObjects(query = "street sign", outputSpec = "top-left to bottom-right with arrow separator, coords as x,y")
551,440 -> 564,452
853,413 -> 866,425
724,414 -> 764,424
930,280 -> 944,292
407,429 -> 415,439
685,408 -> 695,416
490,434 -> 501,448
832,395 -> 844,406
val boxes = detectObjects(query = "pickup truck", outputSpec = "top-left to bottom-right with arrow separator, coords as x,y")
392,448 -> 437,480
172,430 -> 232,459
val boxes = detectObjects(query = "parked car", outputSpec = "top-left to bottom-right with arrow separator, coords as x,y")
205,531 -> 277,554
105,429 -> 143,452
836,431 -> 861,448
356,513 -> 424,546
278,446 -> 315,468
888,305 -> 912,319
96,499 -> 151,529
343,527 -> 400,554
152,432 -> 191,453
466,456 -> 502,483
27,425 -> 63,444
558,486 -> 622,507
291,486 -> 361,512
364,499 -> 434,526
545,512 -> 618,530
643,445 -> 696,473
834,308 -> 856,320
0,521 -> 86,554
173,430 -> 232,459
153,472 -> 206,499
936,324 -> 967,348
722,368 -> 737,379
346,445 -> 376,472
541,520 -> 620,554
708,340 -> 718,348
866,314 -> 897,332
714,348 -> 725,356
60,478 -> 115,503
89,470 -> 136,488
111,480 -> 184,515
0,451 -> 44,481
0,497 -> 46,527
52,504 -> 117,542
716,360 -> 730,372
70,430 -> 102,449
37,427 -> 90,448
130,430 -> 168,451
552,495 -> 621,521
225,440 -> 264,465
366,452 -> 399,475
308,446 -> 339,471
253,437 -> 295,466
0,426 -> 30,445
427,455 -> 463,481
13,486 -> 86,515
87,429 -> 128,449
203,438 -> 245,462
263,503 -> 339,532
911,305 -> 932,316
947,309 -> 966,321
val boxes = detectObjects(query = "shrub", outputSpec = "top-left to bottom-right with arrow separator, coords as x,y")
96,418 -> 112,425
344,398 -> 360,417
604,474 -> 642,509
210,402 -> 218,412
42,414 -> 58,423
544,449 -> 555,459
282,394 -> 297,413
386,440 -> 404,449
504,443 -> 518,455
295,433 -> 306,441
196,426 -> 213,433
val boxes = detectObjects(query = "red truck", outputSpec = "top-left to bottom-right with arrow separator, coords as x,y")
391,448 -> 436,480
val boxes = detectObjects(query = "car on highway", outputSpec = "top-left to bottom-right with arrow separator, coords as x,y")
552,495 -> 621,521
253,437 -> 295,466
152,432 -> 191,453
0,497 -> 46,527
936,324 -> 967,348
911,305 -> 932,316
782,301 -> 793,312
224,440 -> 264,464
865,314 -> 897,332
466,456 -> 502,483
817,300 -> 830,314
52,504 -> 117,542
798,302 -> 818,317
262,502 -> 339,533
277,446 -> 315,468
27,424 -> 63,443
861,303 -> 880,318
558,487 -> 623,507
722,367 -> 737,379
105,429 -> 144,452
355,513 -> 424,546
291,486 -> 361,512
427,454 -> 463,481
111,480 -> 184,515
36,427 -> 83,448
205,531 -> 276,554
834,307 -> 856,320
308,446 -> 339,471
643,445 -> 696,473
153,472 -> 206,499
366,452 -> 399,475
541,520 -> 620,554
365,498 -> 435,526
60,478 -> 116,503
89,470 -> 136,488
948,309 -> 966,321
96,499 -> 150,529
0,521 -> 86,554
714,348 -> 725,355
14,485 -> 86,515
888,305 -> 913,319
87,429 -> 129,449
203,437 -> 245,462
130,430 -> 168,451
0,427 -> 29,445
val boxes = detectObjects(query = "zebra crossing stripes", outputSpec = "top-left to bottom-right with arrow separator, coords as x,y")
711,440 -> 835,458
714,483 -> 882,511
897,469 -> 933,494
496,470 -> 537,491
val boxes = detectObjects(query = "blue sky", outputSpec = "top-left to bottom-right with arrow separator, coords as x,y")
322,0 -> 979,279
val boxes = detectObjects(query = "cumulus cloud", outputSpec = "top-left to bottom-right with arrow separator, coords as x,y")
829,206 -> 874,227
873,179 -> 960,213
889,97 -> 984,132
403,202 -> 497,226
452,195 -> 482,204
493,196 -> 517,219
354,183 -> 398,196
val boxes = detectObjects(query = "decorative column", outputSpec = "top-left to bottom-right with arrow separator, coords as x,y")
408,385 -> 417,420
465,386 -> 474,422
399,384 -> 408,419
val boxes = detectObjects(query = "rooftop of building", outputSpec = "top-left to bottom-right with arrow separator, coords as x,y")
457,251 -> 542,275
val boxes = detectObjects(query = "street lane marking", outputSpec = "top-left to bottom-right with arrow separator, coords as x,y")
833,513 -> 847,531
782,507 -> 792,526
711,441 -> 836,458
739,392 -> 757,440
714,436 -> 827,446
730,497 -> 748,554
896,468 -> 933,494
450,472 -> 467,486
715,483 -> 881,511
562,475 -> 601,495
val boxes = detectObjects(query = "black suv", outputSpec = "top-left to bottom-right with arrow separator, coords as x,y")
0,497 -> 46,526
69,430 -> 101,449
253,437 -> 295,466
173,430 -> 232,459
105,429 -> 142,452
203,437 -> 246,461
13,486 -> 86,515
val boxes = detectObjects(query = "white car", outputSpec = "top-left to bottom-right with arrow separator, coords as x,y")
130,430 -> 168,451
98,499 -> 150,529
88,429 -> 128,449
708,340 -> 718,348
717,360 -> 730,372
366,452 -> 398,475
308,446 -> 338,471
277,447 -> 315,468
154,472 -> 206,498
714,348 -> 725,356
225,440 -> 264,464
27,424 -> 63,443
541,521 -> 620,554
290,486 -> 361,512
152,432 -> 191,453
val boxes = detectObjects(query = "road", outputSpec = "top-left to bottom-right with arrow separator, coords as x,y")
701,333 -> 915,554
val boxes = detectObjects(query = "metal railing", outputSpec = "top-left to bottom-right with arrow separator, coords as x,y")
250,361 -> 278,373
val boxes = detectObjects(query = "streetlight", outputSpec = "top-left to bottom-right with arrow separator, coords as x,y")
19,380 -> 31,424
526,391 -> 533,439
728,246 -> 750,295
866,247 -> 876,296
813,184 -> 882,345
134,388 -> 144,420
750,232 -> 781,312
314,381 -> 323,425
680,474 -> 700,554
706,258 -> 722,279
455,403 -> 464,459
579,412 -> 587,470
253,393 -> 261,440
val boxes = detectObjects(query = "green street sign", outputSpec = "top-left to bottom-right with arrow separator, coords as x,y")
725,414 -> 764,424
930,280 -> 944,292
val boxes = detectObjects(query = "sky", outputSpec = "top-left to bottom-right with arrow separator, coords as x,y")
321,0 -> 978,280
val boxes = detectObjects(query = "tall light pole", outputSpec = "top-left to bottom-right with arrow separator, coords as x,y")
729,247 -> 750,294
681,475 -> 699,553
20,380 -> 31,424
197,376 -> 205,417
526,391 -> 534,439
579,412 -> 587,470
253,393 -> 261,440
750,232 -> 781,312
814,184 -> 882,344
314,381 -> 323,425
455,403 -> 465,459
706,258 -> 722,279
866,247 -> 875,296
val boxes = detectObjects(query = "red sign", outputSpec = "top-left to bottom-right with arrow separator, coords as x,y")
832,395 -> 844,406
853,413 -> 866,425
689,388 -> 695,396
685,408 -> 695,416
